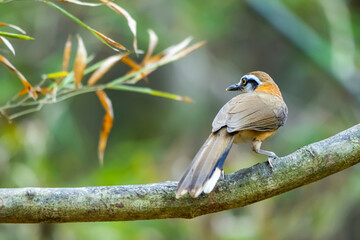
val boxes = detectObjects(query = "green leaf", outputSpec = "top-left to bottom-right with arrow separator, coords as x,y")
44,1 -> 127,51
0,31 -> 34,40
107,84 -> 193,102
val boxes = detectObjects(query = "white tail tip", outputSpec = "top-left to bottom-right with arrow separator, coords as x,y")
203,168 -> 221,194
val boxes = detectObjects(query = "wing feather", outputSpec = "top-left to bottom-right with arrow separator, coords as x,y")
212,92 -> 287,133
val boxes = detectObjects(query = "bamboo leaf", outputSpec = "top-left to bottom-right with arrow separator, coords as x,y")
73,35 -> 87,88
56,0 -> 102,7
0,31 -> 34,40
96,90 -> 114,165
45,71 -> 69,79
107,85 -> 193,103
0,22 -> 26,34
62,35 -> 72,72
143,29 -> 158,63
0,55 -> 37,99
100,0 -> 142,54
92,30 -> 127,51
0,36 -> 15,55
88,53 -> 129,86
121,37 -> 205,84
45,1 -> 127,51
161,41 -> 206,63
160,37 -> 192,58
121,57 -> 141,70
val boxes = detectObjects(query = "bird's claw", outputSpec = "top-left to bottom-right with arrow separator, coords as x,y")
267,153 -> 278,168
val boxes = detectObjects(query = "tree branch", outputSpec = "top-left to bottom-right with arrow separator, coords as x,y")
1,124 -> 360,223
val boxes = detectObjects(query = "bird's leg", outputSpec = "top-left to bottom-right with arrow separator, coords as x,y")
220,169 -> 225,180
258,149 -> 278,168
252,140 -> 278,168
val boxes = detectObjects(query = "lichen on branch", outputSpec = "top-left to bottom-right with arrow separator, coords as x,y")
0,123 -> 359,223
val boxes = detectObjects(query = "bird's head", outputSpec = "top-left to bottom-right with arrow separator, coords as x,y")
226,71 -> 276,93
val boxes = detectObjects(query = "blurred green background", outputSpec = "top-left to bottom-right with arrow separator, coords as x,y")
1,0 -> 360,239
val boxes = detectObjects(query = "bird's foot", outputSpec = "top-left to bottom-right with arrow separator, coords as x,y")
267,153 -> 278,168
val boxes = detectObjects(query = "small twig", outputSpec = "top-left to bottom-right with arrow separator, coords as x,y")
8,104 -> 43,120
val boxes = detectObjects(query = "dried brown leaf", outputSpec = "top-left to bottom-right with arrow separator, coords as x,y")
88,53 -> 129,86
100,0 -> 141,54
73,35 -> 87,88
0,22 -> 26,34
56,0 -> 102,6
125,68 -> 154,84
144,38 -> 195,66
0,55 -> 37,99
147,54 -> 164,64
62,35 -> 72,72
18,87 -> 53,96
119,31 -> 167,84
18,88 -> 28,96
96,90 -> 114,165
121,56 -> 148,84
121,57 -> 141,71
158,37 -> 192,63
35,87 -> 54,95
121,36 -> 205,84
93,30 -> 127,51
0,36 -> 15,55
162,41 -> 206,63
143,29 -> 158,64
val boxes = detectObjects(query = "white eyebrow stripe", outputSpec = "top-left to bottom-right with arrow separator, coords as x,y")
242,74 -> 261,85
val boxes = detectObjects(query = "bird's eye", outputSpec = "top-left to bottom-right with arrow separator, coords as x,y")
241,78 -> 247,85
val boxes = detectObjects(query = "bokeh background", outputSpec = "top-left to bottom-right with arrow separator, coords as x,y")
1,0 -> 360,239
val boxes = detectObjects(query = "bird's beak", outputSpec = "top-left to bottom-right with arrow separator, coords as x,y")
226,83 -> 241,91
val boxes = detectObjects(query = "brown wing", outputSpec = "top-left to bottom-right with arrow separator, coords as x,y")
212,92 -> 287,133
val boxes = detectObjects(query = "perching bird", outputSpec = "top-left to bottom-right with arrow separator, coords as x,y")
176,71 -> 288,198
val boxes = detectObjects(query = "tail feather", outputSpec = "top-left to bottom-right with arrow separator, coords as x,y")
176,128 -> 234,198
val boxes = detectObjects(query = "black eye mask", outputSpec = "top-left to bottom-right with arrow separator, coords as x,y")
244,79 -> 260,91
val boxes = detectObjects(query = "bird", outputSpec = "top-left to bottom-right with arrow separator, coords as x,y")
176,71 -> 288,198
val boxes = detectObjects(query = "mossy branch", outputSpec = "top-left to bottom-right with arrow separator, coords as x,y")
0,124 -> 360,223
